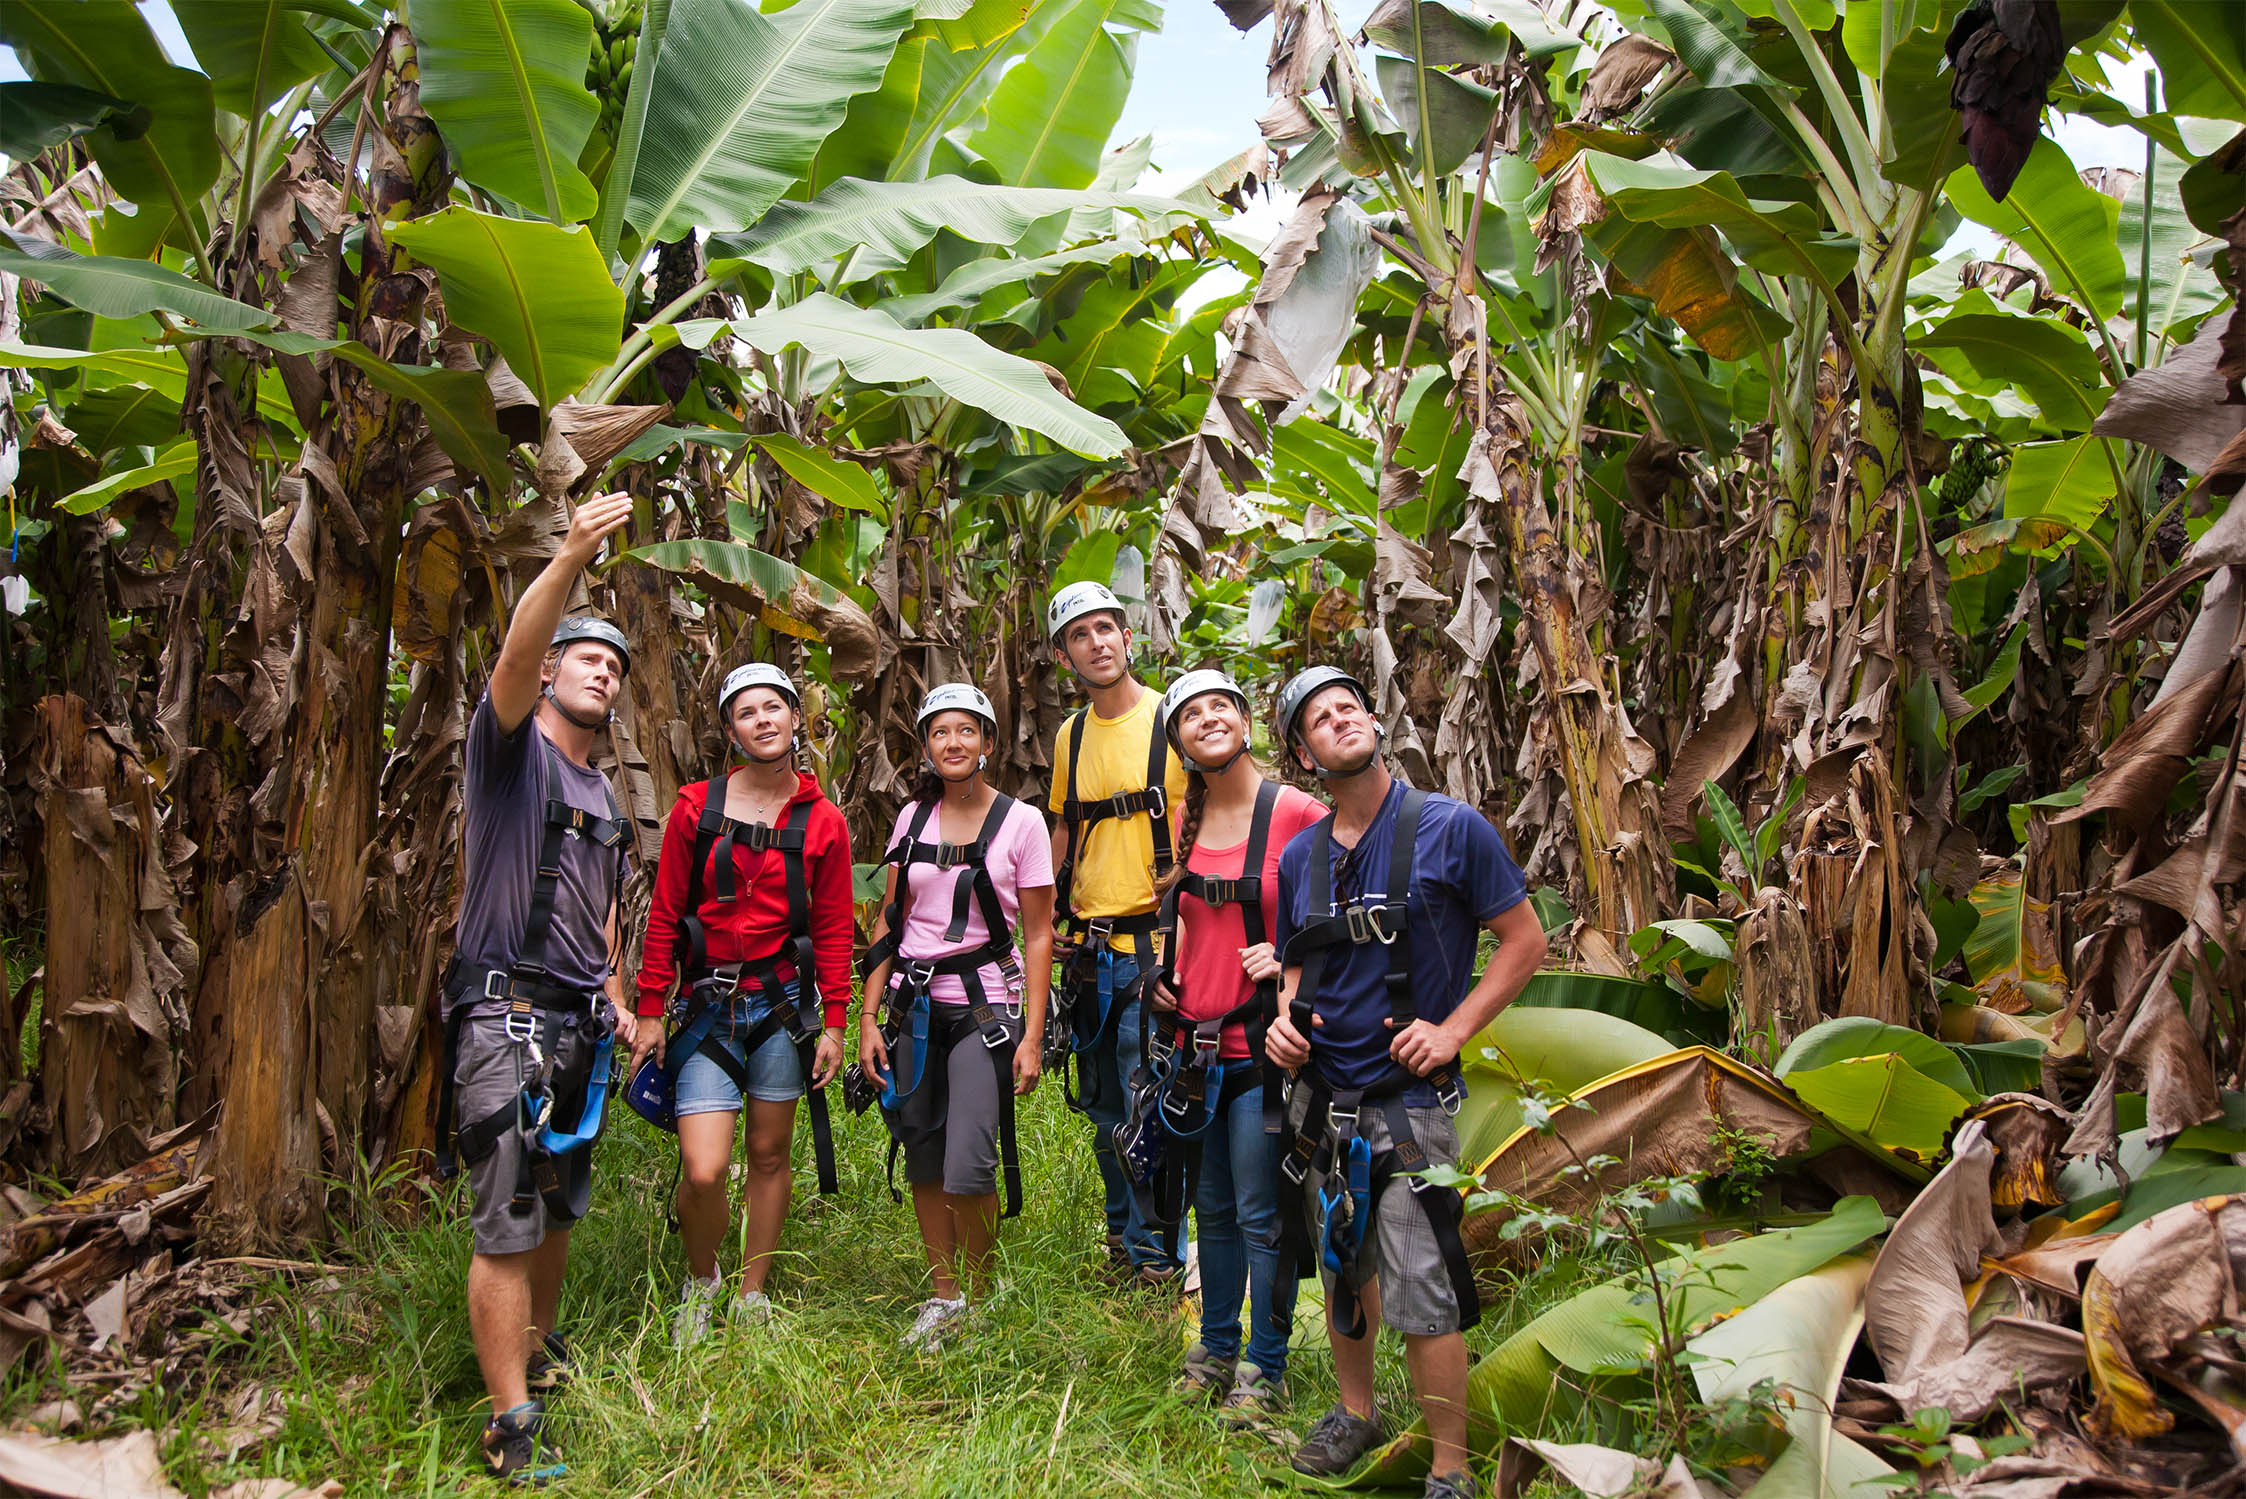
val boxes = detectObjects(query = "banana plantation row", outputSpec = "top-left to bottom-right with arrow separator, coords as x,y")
0,0 -> 2241,1488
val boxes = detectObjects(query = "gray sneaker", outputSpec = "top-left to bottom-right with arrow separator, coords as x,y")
671,1276 -> 723,1351
1422,1468 -> 1477,1499
1290,1402 -> 1382,1477
729,1288 -> 775,1326
901,1295 -> 967,1350
1218,1362 -> 1287,1427
1176,1341 -> 1236,1398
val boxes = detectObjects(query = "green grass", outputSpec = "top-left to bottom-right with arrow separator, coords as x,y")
0,1090 -> 1580,1497
3,924 -> 39,1074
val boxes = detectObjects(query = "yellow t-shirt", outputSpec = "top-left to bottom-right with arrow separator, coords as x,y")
1047,688 -> 1191,936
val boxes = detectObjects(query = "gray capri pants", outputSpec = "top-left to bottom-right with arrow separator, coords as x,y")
901,1006 -> 1024,1197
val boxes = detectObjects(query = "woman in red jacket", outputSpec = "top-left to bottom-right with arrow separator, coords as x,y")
631,663 -> 854,1348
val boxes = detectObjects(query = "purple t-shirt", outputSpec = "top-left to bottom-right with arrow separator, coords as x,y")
882,795 -> 1052,1004
448,693 -> 627,1018
1274,782 -> 1527,1104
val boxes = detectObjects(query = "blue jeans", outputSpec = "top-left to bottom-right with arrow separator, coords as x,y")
1084,952 -> 1180,1270
1194,1080 -> 1294,1377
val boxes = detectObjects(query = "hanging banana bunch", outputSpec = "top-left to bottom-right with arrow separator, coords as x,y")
585,0 -> 644,147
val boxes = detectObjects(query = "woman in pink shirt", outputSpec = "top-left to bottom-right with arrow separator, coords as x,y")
1153,668 -> 1325,1422
859,684 -> 1053,1350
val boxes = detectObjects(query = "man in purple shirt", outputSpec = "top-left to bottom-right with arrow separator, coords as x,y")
439,491 -> 636,1483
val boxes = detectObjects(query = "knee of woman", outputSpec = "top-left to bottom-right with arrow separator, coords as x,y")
742,1138 -> 793,1177
679,1155 -> 730,1194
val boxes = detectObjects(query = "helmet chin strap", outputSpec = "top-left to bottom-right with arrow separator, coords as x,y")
925,754 -> 988,784
542,683 -> 610,731
1181,742 -> 1251,776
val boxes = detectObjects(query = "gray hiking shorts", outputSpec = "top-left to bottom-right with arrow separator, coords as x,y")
453,1012 -> 601,1256
901,1007 -> 1024,1198
1290,1090 -> 1467,1337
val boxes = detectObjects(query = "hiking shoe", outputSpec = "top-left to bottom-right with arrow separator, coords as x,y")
481,1401 -> 564,1486
525,1331 -> 570,1395
1097,1233 -> 1132,1284
729,1288 -> 775,1326
1290,1403 -> 1382,1477
1218,1363 -> 1287,1427
1176,1342 -> 1236,1398
672,1275 -> 723,1350
901,1295 -> 968,1351
1422,1468 -> 1477,1499
1131,1262 -> 1182,1292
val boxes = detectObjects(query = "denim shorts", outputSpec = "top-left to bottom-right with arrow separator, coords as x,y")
675,1024 -> 805,1114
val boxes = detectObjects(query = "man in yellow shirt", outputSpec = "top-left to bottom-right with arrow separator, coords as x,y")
1045,581 -> 1189,1285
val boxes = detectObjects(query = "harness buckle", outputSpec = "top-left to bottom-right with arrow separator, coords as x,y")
1345,905 -> 1373,945
902,960 -> 939,992
980,1019 -> 1010,1051
1193,1029 -> 1222,1054
483,970 -> 513,1003
934,841 -> 971,870
1434,1071 -> 1465,1116
1086,916 -> 1115,946
1327,1101 -> 1361,1134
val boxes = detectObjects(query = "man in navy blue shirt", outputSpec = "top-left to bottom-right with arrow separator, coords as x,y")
1266,667 -> 1545,1499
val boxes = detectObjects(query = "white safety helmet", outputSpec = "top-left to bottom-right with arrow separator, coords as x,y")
1160,669 -> 1251,774
1046,579 -> 1127,643
917,682 -> 998,738
719,662 -> 800,719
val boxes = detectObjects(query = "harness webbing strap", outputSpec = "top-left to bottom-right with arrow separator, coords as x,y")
436,737 -> 622,1192
862,793 -> 1021,980
669,781 -> 836,1195
1281,787 -> 1459,1103
877,957 -> 1023,1218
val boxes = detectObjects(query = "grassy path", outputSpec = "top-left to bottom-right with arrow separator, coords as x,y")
8,1090 -> 1554,1497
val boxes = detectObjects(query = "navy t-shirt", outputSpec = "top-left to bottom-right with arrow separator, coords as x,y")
448,693 -> 628,1019
1274,782 -> 1529,1104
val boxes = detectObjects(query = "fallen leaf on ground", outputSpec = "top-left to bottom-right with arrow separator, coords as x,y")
0,1429 -> 184,1499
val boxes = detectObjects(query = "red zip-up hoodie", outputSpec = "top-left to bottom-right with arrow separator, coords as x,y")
635,770 -> 855,1029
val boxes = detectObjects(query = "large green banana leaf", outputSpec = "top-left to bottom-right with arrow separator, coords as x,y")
171,1 -> 331,118
386,208 -> 623,411
724,293 -> 1128,457
1456,1003 -> 1673,1169
888,0 -> 1066,178
965,0 -> 1138,189
1914,292 -> 2106,433
625,0 -> 915,241
409,0 -> 602,224
0,235 -> 272,333
1690,1256 -> 1892,1498
711,177 -> 1191,278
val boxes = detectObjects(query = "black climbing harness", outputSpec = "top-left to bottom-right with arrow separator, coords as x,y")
654,779 -> 839,1200
858,793 -> 1027,1217
1271,785 -> 1480,1341
1050,704 -> 1173,1112
436,737 -> 626,1224
1113,779 -> 1284,1232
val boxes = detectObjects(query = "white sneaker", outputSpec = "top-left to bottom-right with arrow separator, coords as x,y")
729,1288 -> 775,1325
672,1275 -> 723,1350
901,1296 -> 967,1350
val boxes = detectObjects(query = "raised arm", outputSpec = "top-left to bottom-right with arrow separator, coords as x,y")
489,491 -> 635,733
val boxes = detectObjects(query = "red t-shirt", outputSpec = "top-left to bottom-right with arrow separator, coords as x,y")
635,771 -> 856,1028
1173,784 -> 1327,1058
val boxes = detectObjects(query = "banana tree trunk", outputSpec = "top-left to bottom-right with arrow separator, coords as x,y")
31,695 -> 191,1176
201,28 -> 450,1246
1463,385 -> 1668,946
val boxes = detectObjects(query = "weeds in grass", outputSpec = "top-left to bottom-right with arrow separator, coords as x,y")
2,1088 -> 1561,1497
